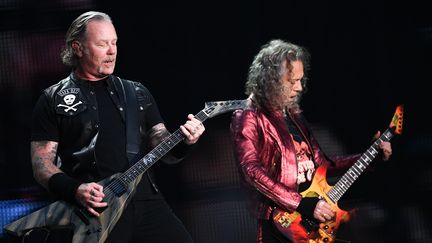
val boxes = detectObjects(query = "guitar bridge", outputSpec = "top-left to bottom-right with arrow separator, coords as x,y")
301,217 -> 319,232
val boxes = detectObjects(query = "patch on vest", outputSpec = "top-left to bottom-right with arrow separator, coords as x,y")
56,88 -> 85,115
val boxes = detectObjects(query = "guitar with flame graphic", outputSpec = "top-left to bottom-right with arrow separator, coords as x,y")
272,105 -> 404,243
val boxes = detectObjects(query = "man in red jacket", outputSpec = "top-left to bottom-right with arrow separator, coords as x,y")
230,39 -> 392,243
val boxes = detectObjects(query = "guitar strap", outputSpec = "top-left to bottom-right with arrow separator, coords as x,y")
113,77 -> 159,193
114,77 -> 141,165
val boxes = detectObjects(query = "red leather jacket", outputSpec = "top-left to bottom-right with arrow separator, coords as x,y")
230,100 -> 360,219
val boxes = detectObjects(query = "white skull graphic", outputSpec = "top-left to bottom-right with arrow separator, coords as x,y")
64,94 -> 76,105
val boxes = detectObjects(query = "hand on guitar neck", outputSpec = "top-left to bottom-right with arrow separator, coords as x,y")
272,105 -> 403,243
308,130 -> 392,225
373,131 -> 392,161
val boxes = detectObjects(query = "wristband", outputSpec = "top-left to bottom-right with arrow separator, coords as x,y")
296,197 -> 320,218
48,173 -> 81,204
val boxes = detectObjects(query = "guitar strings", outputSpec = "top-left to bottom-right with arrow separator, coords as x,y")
103,110 -> 209,198
327,130 -> 393,202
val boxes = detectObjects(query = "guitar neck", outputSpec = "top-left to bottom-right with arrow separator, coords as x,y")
326,128 -> 394,203
118,110 -> 209,185
101,99 -> 247,196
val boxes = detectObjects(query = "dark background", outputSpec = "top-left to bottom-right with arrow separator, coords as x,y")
1,0 -> 431,242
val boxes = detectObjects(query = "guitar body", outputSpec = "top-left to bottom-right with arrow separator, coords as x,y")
4,172 -> 142,243
272,105 -> 404,243
272,165 -> 354,243
4,99 -> 248,242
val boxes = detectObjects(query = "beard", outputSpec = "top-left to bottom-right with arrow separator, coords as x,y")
274,82 -> 301,110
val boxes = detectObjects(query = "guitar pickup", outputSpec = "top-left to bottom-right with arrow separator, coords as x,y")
74,208 -> 90,225
94,204 -> 108,214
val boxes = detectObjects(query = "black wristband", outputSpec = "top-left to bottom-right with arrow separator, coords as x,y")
296,197 -> 320,219
48,173 -> 81,204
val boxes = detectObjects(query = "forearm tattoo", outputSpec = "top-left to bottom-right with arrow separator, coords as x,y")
30,141 -> 62,189
148,123 -> 170,148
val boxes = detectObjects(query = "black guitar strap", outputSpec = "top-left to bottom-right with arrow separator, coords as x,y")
114,77 -> 141,165
113,77 -> 159,193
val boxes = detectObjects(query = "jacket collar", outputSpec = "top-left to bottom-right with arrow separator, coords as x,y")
69,72 -> 116,90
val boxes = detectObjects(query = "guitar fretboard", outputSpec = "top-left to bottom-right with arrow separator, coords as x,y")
103,99 -> 247,196
327,129 -> 394,203
106,110 -> 208,194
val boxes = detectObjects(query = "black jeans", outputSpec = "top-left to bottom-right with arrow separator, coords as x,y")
105,198 -> 194,243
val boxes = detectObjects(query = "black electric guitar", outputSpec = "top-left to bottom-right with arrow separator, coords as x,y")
4,99 -> 247,243
272,105 -> 404,243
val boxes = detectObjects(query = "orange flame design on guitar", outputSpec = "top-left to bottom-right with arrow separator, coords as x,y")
272,105 -> 404,243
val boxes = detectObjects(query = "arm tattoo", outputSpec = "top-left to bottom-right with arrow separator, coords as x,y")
148,123 -> 182,164
148,123 -> 170,148
31,141 -> 62,189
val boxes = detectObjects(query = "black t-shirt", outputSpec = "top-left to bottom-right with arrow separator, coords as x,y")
31,77 -> 164,196
90,79 -> 128,177
285,116 -> 315,192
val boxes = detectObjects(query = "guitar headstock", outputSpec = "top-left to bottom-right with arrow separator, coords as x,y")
389,104 -> 404,135
203,99 -> 248,118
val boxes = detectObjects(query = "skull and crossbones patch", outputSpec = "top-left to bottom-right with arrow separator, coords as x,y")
56,88 -> 84,114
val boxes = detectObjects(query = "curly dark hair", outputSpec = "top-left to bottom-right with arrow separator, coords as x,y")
245,39 -> 311,113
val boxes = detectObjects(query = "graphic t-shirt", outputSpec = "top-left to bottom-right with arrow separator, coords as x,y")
285,116 -> 315,191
